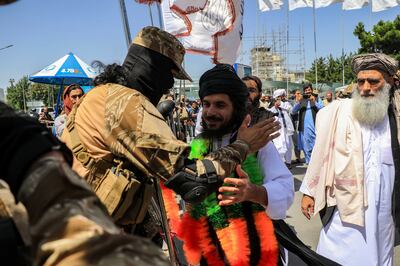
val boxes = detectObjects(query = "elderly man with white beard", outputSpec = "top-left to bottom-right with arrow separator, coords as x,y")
299,53 -> 400,266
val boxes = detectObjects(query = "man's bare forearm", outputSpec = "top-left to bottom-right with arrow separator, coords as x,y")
247,184 -> 268,206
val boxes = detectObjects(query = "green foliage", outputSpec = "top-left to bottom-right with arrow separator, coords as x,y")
6,76 -> 58,110
29,83 -> 58,107
6,76 -> 30,110
306,53 -> 356,84
306,16 -> 400,86
354,15 -> 400,61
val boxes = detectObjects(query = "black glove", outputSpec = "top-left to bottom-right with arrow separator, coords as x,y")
0,103 -> 72,195
164,160 -> 222,204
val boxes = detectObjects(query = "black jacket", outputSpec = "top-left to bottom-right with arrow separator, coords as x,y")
297,99 -> 319,132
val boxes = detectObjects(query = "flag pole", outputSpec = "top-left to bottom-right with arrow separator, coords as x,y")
312,0 -> 318,89
119,0 -> 132,48
341,10 -> 345,86
154,3 -> 180,265
256,6 -> 260,76
157,2 -> 164,29
286,1 -> 290,96
148,4 -> 154,26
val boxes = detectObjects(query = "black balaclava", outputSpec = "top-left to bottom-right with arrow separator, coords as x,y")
122,44 -> 175,105
199,64 -> 249,136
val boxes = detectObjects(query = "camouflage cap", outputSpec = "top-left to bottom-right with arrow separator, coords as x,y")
133,26 -> 192,82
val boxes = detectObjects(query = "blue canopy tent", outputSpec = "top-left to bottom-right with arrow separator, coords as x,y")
29,52 -> 97,117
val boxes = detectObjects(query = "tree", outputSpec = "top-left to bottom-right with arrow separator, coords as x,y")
354,15 -> 400,61
29,83 -> 58,107
6,76 -> 58,110
6,76 -> 30,110
306,54 -> 355,84
306,57 -> 327,83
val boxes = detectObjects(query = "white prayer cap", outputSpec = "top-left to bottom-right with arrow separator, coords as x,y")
273,89 -> 286,99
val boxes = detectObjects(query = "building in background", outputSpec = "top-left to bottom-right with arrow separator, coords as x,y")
172,79 -> 199,100
251,46 -> 285,81
242,27 -> 306,84
251,46 -> 305,83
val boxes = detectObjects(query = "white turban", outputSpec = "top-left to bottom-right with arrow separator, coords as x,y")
273,89 -> 286,99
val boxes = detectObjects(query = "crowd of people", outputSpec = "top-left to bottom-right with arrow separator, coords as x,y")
1,24 -> 400,266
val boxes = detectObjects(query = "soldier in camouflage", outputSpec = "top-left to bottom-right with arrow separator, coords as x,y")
0,102 -> 170,265
61,26 -> 281,231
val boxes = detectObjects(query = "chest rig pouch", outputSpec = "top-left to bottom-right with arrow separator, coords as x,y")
66,100 -> 153,226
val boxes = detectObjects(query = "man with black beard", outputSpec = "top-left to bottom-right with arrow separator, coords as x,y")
61,27 -> 280,233
173,64 -> 294,266
300,53 -> 400,266
242,75 -> 275,125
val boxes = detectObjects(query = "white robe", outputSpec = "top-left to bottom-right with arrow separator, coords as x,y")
269,106 -> 295,164
281,100 -> 293,115
301,115 -> 395,266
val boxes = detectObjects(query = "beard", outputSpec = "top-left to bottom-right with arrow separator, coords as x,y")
201,116 -> 236,139
352,83 -> 390,127
248,95 -> 260,114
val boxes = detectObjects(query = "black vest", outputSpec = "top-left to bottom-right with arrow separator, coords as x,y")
389,104 -> 400,234
297,99 -> 319,132
250,106 -> 275,126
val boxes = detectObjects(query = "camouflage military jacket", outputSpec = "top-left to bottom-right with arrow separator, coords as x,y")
62,83 -> 248,183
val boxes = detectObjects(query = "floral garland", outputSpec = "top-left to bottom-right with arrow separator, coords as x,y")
161,138 -> 278,266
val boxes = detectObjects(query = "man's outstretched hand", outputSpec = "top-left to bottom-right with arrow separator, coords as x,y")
301,194 -> 315,220
237,115 -> 281,153
218,165 -> 268,206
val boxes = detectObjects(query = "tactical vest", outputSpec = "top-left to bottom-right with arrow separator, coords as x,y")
66,98 -> 153,226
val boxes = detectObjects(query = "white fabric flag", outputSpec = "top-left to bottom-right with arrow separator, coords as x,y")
170,0 -> 208,13
372,0 -> 400,12
289,0 -> 313,10
161,0 -> 188,36
162,0 -> 244,65
314,0 -> 343,8
342,0 -> 369,10
258,0 -> 283,11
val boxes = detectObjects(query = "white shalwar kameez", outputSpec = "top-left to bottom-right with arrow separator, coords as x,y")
269,106 -> 295,164
301,115 -> 395,266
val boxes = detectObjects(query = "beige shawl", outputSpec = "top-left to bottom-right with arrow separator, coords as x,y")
304,99 -> 367,226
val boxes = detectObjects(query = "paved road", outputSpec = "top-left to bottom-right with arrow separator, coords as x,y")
284,162 -> 400,265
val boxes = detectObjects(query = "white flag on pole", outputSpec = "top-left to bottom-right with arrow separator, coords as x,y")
161,0 -> 188,36
314,0 -> 343,8
162,0 -> 244,65
372,0 -> 400,12
258,0 -> 284,11
169,0 -> 208,13
289,0 -> 313,11
342,0 -> 369,10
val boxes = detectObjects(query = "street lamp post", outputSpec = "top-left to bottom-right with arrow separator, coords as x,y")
22,83 -> 27,112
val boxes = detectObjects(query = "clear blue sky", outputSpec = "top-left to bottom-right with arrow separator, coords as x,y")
0,0 -> 399,90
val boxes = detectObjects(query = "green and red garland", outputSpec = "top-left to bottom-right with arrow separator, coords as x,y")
161,138 -> 278,266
